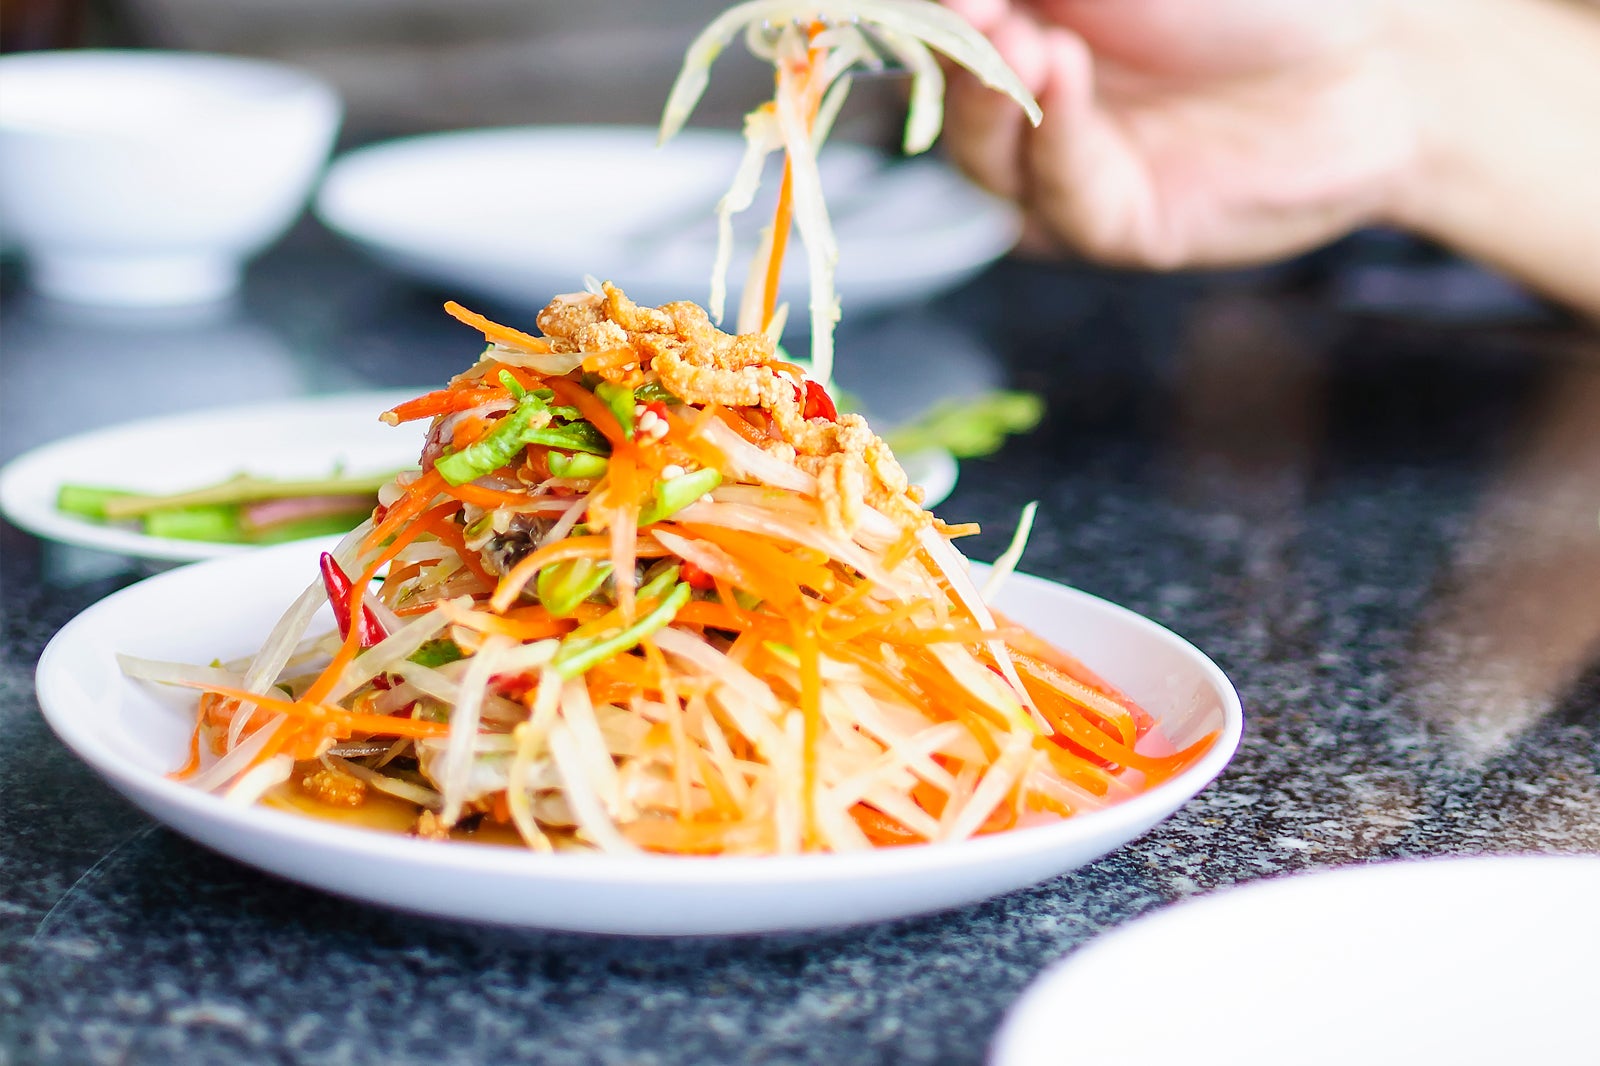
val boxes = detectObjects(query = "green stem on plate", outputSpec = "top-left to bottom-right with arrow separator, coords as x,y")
96,470 -> 404,520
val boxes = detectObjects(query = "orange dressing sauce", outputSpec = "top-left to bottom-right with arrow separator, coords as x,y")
262,779 -> 528,847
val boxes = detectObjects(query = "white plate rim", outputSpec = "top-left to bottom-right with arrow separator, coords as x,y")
898,446 -> 957,513
35,543 -> 1242,932
990,853 -> 1600,1065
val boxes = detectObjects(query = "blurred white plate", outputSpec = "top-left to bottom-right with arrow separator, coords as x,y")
994,855 -> 1600,1066
36,548 -> 1241,935
315,126 -> 1022,316
0,390 -> 423,561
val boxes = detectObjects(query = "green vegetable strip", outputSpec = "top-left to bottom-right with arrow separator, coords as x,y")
95,470 -> 403,520
144,506 -> 242,542
537,558 -> 613,617
409,637 -> 465,669
639,468 -> 721,525
524,424 -> 610,456
58,482 -> 372,543
497,370 -> 527,399
635,564 -> 681,603
249,510 -> 374,545
531,389 -> 584,422
547,452 -> 609,479
882,391 -> 1045,460
552,583 -> 692,679
595,382 -> 636,439
56,484 -> 134,519
434,394 -> 552,486
633,381 -> 679,405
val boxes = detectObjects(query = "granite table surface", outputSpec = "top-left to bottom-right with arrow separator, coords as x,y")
3,231 -> 1599,1066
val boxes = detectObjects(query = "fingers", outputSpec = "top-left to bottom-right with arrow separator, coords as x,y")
941,0 -> 1009,34
943,5 -> 1162,266
942,10 -> 1051,201
1021,27 -> 1164,266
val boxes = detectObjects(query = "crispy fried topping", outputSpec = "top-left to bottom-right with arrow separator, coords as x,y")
411,809 -> 452,840
536,283 -> 928,535
299,766 -> 368,807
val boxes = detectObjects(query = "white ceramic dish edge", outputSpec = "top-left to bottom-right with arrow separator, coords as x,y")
991,854 -> 1600,1066
35,545 -> 1242,935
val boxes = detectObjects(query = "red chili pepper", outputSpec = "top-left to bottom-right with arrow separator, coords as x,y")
802,380 -> 838,422
680,560 -> 717,590
644,400 -> 670,422
319,552 -> 389,649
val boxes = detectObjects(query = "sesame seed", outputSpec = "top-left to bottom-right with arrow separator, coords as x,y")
661,464 -> 686,480
648,420 -> 670,440
633,403 -> 647,417
699,493 -> 714,504
637,411 -> 662,433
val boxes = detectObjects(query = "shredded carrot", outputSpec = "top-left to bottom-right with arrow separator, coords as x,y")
877,622 -> 1016,647
1013,651 -> 1139,747
672,522 -> 832,606
761,161 -> 794,332
605,444 -> 641,620
851,803 -> 923,847
818,597 -> 932,642
623,816 -> 774,855
442,601 -> 572,642
382,385 -> 508,425
441,481 -> 534,511
169,717 -> 204,780
793,622 -> 823,847
642,639 -> 695,819
308,501 -> 457,706
658,405 -> 732,472
444,301 -> 551,353
407,503 -> 496,591
693,747 -> 743,820
714,406 -> 769,447
547,377 -> 630,448
361,467 -> 446,555
181,682 -> 452,740
675,600 -> 752,631
581,346 -> 638,372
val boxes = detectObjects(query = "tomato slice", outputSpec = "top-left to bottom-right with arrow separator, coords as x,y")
802,380 -> 838,421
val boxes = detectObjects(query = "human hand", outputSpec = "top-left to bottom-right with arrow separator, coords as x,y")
942,0 -> 1418,269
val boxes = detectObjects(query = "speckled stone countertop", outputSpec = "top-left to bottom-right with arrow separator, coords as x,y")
4,231 -> 1598,1065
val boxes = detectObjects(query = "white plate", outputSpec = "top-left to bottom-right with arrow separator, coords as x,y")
315,126 -> 1022,316
901,446 -> 957,514
0,390 -> 425,562
36,545 -> 1242,935
993,855 -> 1600,1066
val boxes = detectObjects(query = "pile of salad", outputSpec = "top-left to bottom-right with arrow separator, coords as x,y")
127,286 -> 1214,853
123,0 -> 1216,854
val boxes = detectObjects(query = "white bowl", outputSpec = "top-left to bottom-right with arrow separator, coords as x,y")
0,50 -> 340,307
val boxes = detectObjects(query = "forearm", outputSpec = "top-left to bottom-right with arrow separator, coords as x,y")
1388,0 -> 1600,319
